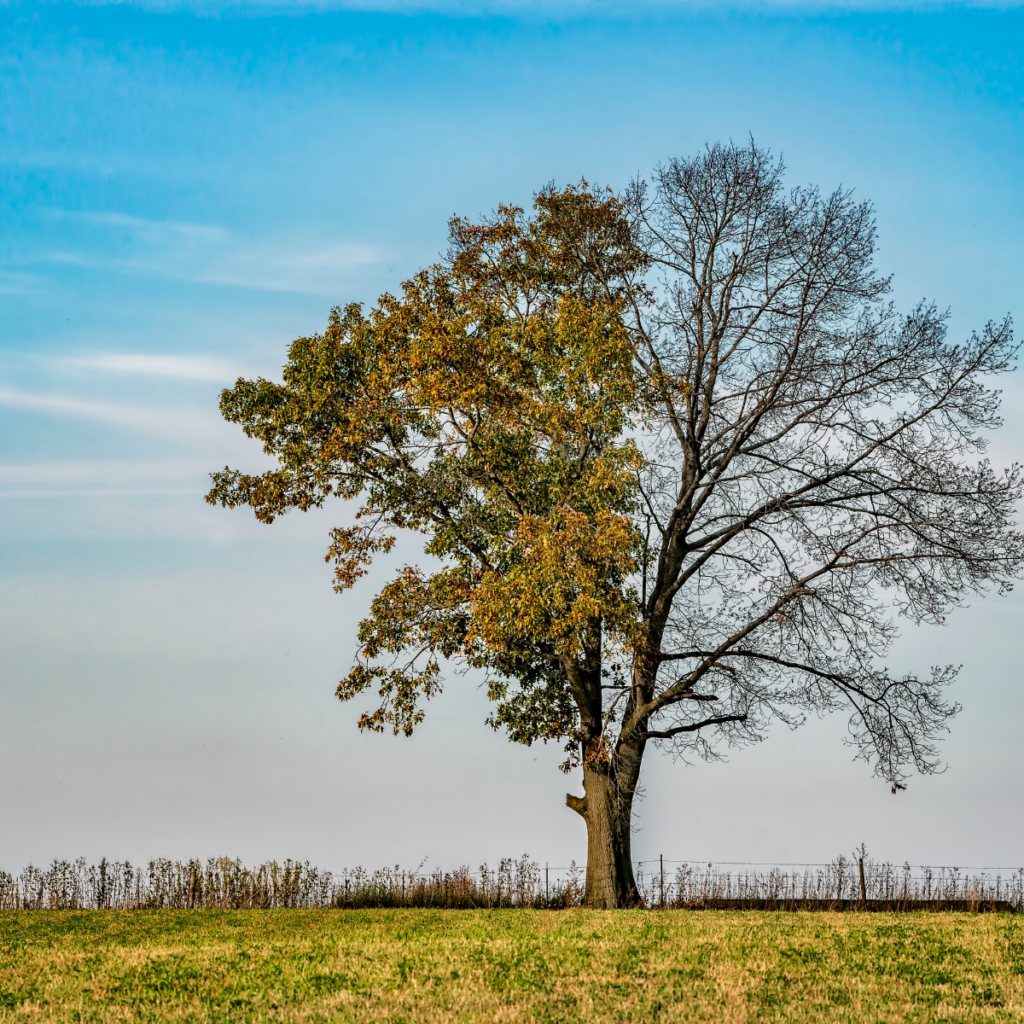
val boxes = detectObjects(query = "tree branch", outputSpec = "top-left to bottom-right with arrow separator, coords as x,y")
644,713 -> 748,740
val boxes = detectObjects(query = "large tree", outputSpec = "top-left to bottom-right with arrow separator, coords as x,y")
208,142 -> 1022,907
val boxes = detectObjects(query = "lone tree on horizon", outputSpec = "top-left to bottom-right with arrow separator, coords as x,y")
208,141 -> 1023,907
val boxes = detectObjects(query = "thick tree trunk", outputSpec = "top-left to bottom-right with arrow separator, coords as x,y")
566,731 -> 646,908
563,636 -> 648,908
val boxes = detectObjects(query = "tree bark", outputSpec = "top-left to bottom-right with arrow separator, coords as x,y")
567,731 -> 645,908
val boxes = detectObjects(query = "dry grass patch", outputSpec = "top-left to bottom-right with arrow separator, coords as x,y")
2,909 -> 1024,1022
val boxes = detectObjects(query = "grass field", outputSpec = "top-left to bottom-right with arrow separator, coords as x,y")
2,909 -> 1024,1022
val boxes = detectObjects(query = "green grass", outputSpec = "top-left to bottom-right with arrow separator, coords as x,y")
2,909 -> 1024,1022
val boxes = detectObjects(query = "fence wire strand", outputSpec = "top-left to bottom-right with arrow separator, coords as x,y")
2,853 -> 1020,911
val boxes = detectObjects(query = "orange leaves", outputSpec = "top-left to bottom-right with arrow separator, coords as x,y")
357,565 -> 474,664
448,182 -> 647,308
211,182 -> 648,747
338,660 -> 442,737
468,506 -> 645,663
325,525 -> 396,593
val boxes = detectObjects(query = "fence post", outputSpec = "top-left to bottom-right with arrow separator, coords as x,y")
545,863 -> 549,906
187,865 -> 195,910
660,855 -> 665,909
858,857 -> 867,907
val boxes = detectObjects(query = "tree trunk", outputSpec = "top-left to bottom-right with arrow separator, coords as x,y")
563,638 -> 647,908
567,735 -> 645,908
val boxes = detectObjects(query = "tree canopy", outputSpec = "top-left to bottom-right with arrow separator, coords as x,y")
209,186 -> 647,758
209,142 -> 1022,906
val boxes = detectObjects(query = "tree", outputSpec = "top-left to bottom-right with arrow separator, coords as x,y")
208,142 -> 1023,908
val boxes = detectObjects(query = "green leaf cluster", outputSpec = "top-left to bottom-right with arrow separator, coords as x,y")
207,185 -> 648,753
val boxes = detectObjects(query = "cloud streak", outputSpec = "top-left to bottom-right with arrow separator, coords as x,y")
40,0 -> 1024,15
0,458 -> 207,499
38,210 -> 381,296
66,353 -> 245,382
0,271 -> 44,296
0,387 -> 222,442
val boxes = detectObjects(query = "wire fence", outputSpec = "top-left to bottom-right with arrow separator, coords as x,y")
0,856 -> 582,910
633,852 -> 1024,911
1,851 -> 1020,911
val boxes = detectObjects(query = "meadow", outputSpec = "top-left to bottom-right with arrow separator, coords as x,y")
2,909 -> 1023,1023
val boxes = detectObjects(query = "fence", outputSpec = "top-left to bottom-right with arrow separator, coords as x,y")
1,852 -> 1020,911
633,852 -> 1024,911
0,855 -> 583,910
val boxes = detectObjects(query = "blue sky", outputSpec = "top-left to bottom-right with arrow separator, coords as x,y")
2,0 -> 1024,875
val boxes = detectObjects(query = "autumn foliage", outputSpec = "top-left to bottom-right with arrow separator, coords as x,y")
208,186 -> 647,761
210,144 -> 1022,907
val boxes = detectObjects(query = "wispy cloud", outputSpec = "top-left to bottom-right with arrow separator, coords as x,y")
36,0 -> 1024,15
39,209 -> 381,296
63,210 -> 229,246
0,387 -> 221,442
0,271 -> 44,295
0,487 -> 193,498
0,458 -> 205,499
66,353 -> 245,383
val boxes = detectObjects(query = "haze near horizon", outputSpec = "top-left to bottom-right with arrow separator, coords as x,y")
2,0 -> 1023,875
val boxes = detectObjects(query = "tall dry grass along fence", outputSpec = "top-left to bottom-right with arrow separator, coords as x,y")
0,856 -> 578,910
635,852 -> 1023,912
1,852 -> 1020,911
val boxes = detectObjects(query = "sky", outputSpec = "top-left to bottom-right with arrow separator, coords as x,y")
2,0 -> 1024,879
